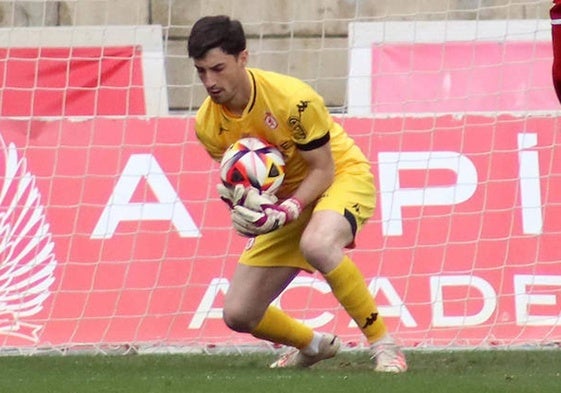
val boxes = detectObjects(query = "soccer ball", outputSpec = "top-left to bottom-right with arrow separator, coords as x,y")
220,137 -> 285,194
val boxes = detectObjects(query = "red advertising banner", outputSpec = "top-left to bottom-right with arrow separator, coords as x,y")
0,115 -> 560,350
347,21 -> 556,116
371,41 -> 557,113
0,46 -> 146,116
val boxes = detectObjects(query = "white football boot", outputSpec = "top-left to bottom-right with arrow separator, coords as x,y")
370,334 -> 407,373
270,333 -> 341,368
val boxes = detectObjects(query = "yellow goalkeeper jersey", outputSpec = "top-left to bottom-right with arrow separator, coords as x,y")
195,67 -> 370,199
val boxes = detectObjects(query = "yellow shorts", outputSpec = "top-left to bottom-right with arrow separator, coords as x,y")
239,162 -> 376,272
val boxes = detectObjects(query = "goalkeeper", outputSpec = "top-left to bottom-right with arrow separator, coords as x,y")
187,15 -> 406,372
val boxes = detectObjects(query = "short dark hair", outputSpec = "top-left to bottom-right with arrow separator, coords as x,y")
187,15 -> 246,59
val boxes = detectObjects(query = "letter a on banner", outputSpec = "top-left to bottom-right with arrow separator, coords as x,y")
91,154 -> 201,238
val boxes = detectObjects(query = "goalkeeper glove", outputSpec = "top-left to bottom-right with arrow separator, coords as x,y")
232,190 -> 302,236
216,183 -> 246,209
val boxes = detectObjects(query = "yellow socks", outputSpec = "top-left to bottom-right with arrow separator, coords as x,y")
251,305 -> 314,349
325,256 -> 386,343
250,256 -> 386,348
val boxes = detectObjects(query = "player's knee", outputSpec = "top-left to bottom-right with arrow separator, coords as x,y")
300,231 -> 332,265
222,304 -> 258,333
223,309 -> 251,333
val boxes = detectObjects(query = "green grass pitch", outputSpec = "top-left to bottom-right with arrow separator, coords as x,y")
0,350 -> 559,393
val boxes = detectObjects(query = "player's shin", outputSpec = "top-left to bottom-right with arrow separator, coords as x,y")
250,305 -> 314,349
324,256 -> 387,343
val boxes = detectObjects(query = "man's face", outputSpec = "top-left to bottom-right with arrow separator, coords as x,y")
193,47 -> 247,105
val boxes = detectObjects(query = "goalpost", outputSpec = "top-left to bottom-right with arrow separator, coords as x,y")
0,0 -> 559,355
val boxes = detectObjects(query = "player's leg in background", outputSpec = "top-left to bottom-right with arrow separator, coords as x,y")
551,1 -> 561,103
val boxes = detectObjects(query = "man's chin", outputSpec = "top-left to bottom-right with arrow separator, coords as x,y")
209,94 -> 225,104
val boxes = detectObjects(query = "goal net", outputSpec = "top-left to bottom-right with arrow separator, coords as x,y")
0,0 -> 559,354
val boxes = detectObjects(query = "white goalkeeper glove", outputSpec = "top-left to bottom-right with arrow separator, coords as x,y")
216,183 -> 246,209
232,189 -> 302,236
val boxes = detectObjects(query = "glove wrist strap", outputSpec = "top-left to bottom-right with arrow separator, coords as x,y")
282,197 -> 303,221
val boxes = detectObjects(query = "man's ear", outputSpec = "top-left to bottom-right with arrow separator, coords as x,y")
238,49 -> 249,66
